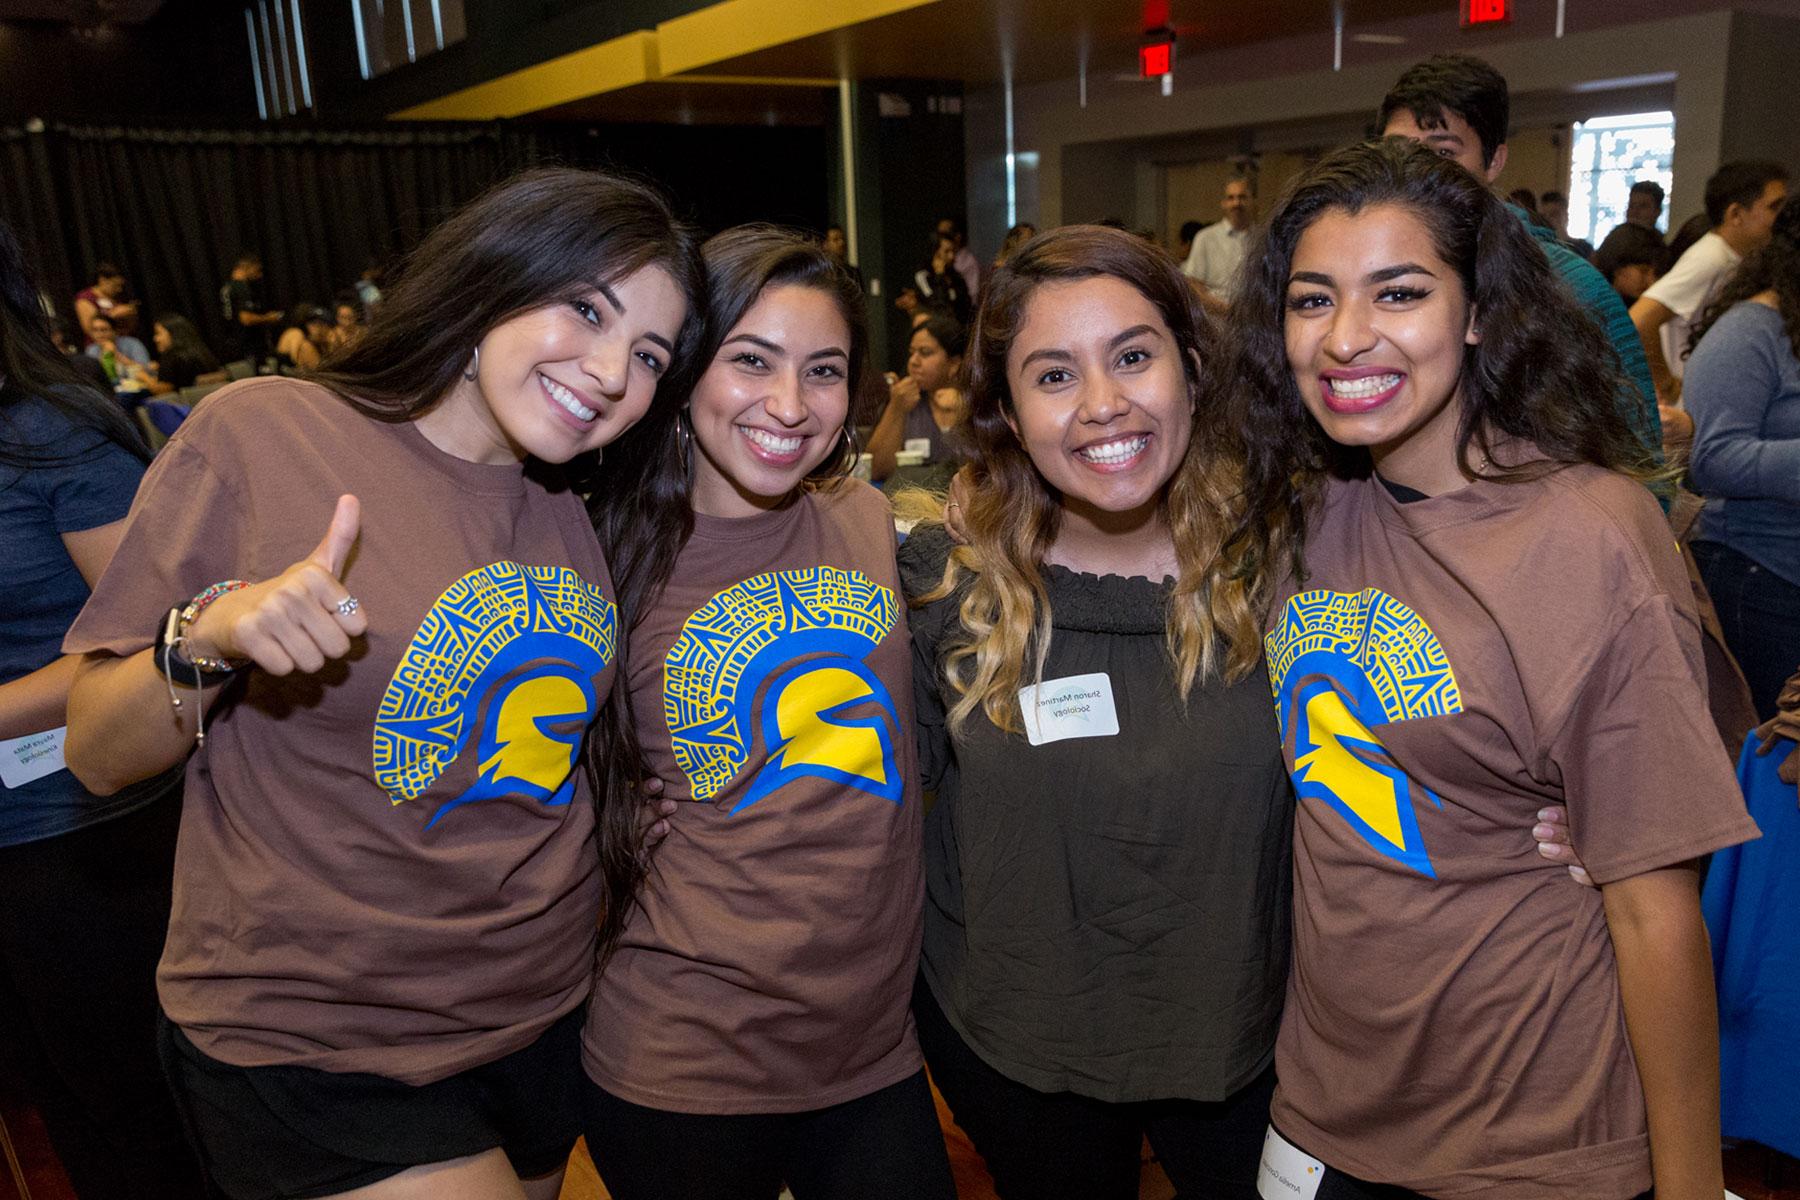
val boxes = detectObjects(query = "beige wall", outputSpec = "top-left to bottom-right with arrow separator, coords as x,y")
1162,154 -> 1309,251
1493,126 -> 1574,209
966,9 -> 1741,258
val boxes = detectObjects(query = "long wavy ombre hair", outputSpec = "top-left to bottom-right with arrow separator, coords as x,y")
911,225 -> 1273,735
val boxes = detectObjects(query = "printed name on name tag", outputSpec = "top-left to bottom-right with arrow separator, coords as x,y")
0,726 -> 69,789
1257,1125 -> 1324,1200
1018,673 -> 1120,746
902,437 -> 933,457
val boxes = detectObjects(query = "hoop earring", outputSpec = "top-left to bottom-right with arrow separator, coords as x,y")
462,345 -> 480,382
835,424 -> 857,479
677,410 -> 694,477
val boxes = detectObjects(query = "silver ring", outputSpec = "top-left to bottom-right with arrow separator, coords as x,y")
335,596 -> 360,617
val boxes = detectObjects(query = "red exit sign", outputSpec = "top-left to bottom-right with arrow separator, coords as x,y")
1462,0 -> 1512,24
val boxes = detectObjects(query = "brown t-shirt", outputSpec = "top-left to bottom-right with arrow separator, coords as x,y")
65,378 -> 613,1086
1263,465 -> 1759,1198
582,480 -> 924,1113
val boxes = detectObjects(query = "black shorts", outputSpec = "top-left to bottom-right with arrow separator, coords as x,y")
156,1007 -> 585,1200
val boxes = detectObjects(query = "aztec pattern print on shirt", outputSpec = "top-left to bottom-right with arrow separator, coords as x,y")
1266,588 -> 1462,877
373,562 -> 617,828
664,567 -> 902,814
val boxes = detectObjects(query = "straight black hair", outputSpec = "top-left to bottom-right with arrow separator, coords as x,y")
0,219 -> 148,469
1703,160 -> 1790,227
586,225 -> 865,963
312,166 -> 705,441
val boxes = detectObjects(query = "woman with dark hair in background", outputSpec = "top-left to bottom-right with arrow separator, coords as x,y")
866,312 -> 968,482
0,220 -> 205,1199
1235,137 -> 1755,1199
149,312 -> 226,392
60,168 -> 701,1200
582,226 -> 955,1200
897,224 -> 1291,1199
1683,197 -> 1800,718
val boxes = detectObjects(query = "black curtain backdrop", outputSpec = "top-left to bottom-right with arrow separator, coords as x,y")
1,119 -> 829,357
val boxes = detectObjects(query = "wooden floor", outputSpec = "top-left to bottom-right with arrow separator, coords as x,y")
3,1078 -> 1793,1200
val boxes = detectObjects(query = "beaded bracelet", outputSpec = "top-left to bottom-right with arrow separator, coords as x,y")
155,579 -> 251,748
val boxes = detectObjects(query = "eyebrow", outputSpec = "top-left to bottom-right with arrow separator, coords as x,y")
1287,263 -> 1439,287
594,282 -> 624,315
1017,324 -> 1163,370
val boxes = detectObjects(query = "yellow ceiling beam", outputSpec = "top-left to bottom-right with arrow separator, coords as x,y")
656,0 -> 942,77
392,30 -> 659,121
390,0 -> 940,121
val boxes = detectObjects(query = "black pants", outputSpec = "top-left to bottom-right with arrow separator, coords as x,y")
1693,539 -> 1800,720
0,789 -> 207,1200
914,974 -> 1274,1199
582,1068 -> 956,1200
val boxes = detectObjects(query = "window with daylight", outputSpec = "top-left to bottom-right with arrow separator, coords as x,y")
351,0 -> 468,80
1566,110 -> 1675,243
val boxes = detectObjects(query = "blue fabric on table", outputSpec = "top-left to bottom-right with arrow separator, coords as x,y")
1702,733 -> 1798,1158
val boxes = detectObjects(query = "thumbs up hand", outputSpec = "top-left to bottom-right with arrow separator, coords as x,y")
185,495 -> 369,676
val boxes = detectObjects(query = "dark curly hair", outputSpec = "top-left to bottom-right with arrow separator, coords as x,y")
1230,137 -> 1658,584
1687,193 -> 1800,362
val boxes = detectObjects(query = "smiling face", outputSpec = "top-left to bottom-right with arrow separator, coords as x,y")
1382,108 -> 1504,183
687,283 -> 854,518
1005,275 -> 1193,533
1284,203 -> 1479,494
418,264 -> 687,466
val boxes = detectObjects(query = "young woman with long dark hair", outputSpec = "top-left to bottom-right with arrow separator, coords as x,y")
0,220 -> 206,1200
60,167 -> 701,1200
581,226 -> 955,1200
1235,137 -> 1756,1200
897,225 -> 1291,1198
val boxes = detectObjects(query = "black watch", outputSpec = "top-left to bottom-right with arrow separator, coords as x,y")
153,605 -> 245,687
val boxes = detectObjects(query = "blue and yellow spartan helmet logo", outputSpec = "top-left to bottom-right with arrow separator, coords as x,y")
373,563 -> 617,828
664,568 -> 902,815
1265,588 -> 1462,878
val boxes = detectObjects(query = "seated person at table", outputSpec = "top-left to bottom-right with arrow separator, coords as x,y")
84,313 -> 154,389
148,314 -> 226,393
868,313 -> 967,482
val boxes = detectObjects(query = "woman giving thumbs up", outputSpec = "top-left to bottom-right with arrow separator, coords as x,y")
60,169 -> 701,1200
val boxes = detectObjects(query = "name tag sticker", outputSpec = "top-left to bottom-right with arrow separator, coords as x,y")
0,726 -> 68,789
1018,673 -> 1119,746
902,437 -> 933,456
1258,1125 -> 1324,1200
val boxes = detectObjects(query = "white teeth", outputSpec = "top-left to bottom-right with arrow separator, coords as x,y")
541,375 -> 596,421
1076,435 -> 1148,464
741,426 -> 803,454
1326,373 -> 1401,399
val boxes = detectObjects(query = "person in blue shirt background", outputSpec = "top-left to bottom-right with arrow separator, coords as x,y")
0,218 -> 202,1198
1684,197 -> 1800,719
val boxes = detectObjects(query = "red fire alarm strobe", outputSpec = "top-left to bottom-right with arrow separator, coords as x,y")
1140,29 -> 1175,78
1461,0 -> 1512,25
